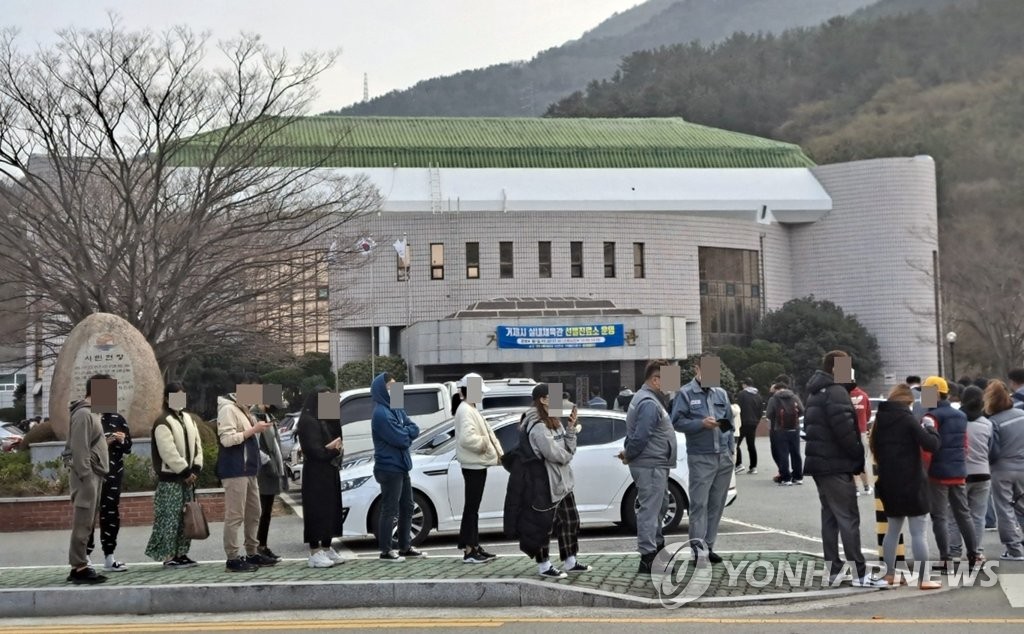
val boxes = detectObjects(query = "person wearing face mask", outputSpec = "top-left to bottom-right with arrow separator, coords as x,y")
870,383 -> 941,588
370,372 -> 422,562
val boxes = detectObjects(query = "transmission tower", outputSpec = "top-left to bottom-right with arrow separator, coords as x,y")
363,73 -> 369,102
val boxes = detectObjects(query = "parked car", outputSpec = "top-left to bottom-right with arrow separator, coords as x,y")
337,407 -> 738,546
337,383 -> 452,456
288,384 -> 452,485
277,411 -> 301,463
0,422 -> 24,452
479,378 -> 538,410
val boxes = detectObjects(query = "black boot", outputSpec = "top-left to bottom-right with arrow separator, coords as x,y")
638,552 -> 656,574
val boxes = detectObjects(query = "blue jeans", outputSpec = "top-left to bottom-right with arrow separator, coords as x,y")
374,469 -> 413,554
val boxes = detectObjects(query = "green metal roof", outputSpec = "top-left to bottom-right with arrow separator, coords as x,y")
175,116 -> 814,169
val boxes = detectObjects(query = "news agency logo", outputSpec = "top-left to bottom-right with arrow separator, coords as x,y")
651,540 -> 1002,608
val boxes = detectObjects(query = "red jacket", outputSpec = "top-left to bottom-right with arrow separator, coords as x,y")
850,387 -> 871,434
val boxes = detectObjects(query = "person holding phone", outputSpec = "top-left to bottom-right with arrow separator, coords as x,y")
86,409 -> 132,573
297,388 -> 346,568
216,386 -> 276,572
671,353 -> 734,565
519,383 -> 590,578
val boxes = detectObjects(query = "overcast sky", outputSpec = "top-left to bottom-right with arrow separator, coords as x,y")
4,0 -> 643,113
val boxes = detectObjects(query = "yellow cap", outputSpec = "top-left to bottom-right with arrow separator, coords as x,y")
923,376 -> 949,395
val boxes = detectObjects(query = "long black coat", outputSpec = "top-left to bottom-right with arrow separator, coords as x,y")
297,413 -> 344,544
872,401 -> 941,518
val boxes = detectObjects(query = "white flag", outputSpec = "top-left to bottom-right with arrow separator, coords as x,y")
392,238 -> 406,260
326,240 -> 338,264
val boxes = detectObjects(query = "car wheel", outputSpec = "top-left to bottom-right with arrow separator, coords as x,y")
369,491 -> 436,548
621,481 -> 687,534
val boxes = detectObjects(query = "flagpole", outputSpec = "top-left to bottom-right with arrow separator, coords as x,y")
404,233 -> 411,382
370,248 -> 375,380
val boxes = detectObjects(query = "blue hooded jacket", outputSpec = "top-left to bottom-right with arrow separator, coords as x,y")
370,373 -> 421,472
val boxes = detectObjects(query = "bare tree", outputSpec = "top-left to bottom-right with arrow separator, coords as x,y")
0,18 -> 379,374
939,212 -> 1024,377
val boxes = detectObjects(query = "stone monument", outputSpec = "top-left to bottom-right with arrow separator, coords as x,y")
49,312 -> 164,440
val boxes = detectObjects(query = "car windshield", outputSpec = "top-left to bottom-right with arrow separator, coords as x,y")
413,413 -> 520,455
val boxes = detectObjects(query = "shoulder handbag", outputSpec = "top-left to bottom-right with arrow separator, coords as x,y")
182,488 -> 210,540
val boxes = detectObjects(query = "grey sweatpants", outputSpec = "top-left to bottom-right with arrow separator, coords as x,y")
687,451 -> 734,551
629,465 -> 669,555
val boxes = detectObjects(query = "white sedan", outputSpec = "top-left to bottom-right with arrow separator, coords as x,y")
338,408 -> 738,546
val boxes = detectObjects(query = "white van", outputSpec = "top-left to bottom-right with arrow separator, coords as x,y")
339,383 -> 452,455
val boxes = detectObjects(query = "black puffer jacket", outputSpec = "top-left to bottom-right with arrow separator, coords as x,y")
802,370 -> 865,476
872,401 -> 940,517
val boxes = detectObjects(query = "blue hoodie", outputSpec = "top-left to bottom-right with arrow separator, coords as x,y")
370,373 -> 421,472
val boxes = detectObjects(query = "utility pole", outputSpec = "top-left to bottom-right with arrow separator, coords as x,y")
363,73 -> 369,102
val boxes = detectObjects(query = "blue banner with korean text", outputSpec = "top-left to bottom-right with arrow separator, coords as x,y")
497,324 -> 624,349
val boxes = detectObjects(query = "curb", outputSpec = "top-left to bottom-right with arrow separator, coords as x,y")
0,576 -> 895,618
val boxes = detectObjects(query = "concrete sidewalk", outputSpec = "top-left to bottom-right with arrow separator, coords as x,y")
0,512 -> 911,618
0,548 -> 892,617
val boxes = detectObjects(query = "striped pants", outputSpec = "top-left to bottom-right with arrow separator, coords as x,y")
87,468 -> 124,557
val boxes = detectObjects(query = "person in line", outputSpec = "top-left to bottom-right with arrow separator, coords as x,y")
1009,369 -> 1024,410
370,372 -> 423,562
587,387 -> 607,409
919,376 -> 983,571
734,378 -> 763,475
803,351 -> 886,587
765,382 -> 804,486
217,388 -> 275,572
453,373 -> 504,564
145,382 -> 203,569
296,388 -> 346,568
948,385 -> 996,560
619,360 -> 677,573
522,383 -> 591,578
65,374 -> 111,584
871,384 -> 941,589
848,378 -> 874,496
983,380 -> 1024,560
86,408 -> 132,573
254,405 -> 287,563
671,354 -> 734,565
614,387 -> 634,412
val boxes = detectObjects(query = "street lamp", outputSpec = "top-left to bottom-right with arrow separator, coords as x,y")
946,331 -> 958,380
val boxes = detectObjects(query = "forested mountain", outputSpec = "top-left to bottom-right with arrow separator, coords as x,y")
548,0 -> 1024,375
329,0 -> 875,116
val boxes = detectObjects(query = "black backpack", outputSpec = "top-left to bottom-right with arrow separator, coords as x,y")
500,415 -> 542,473
778,398 -> 800,430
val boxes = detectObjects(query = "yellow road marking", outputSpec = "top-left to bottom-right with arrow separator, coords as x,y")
5,617 -> 1024,632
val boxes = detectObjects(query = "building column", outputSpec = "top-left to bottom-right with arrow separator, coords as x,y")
620,360 -> 637,392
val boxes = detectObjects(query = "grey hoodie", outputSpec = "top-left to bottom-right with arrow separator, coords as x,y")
990,407 -> 1024,473
524,409 -> 577,504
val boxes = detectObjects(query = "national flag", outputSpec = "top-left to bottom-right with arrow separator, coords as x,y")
357,237 -> 376,255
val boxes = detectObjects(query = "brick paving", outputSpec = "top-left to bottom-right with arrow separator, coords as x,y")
0,551 -> 842,603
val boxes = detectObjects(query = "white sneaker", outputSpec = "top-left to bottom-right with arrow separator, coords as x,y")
748,468 -> 758,475
324,548 -> 346,564
307,550 -> 335,568
852,575 -> 889,588
103,555 -> 127,572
